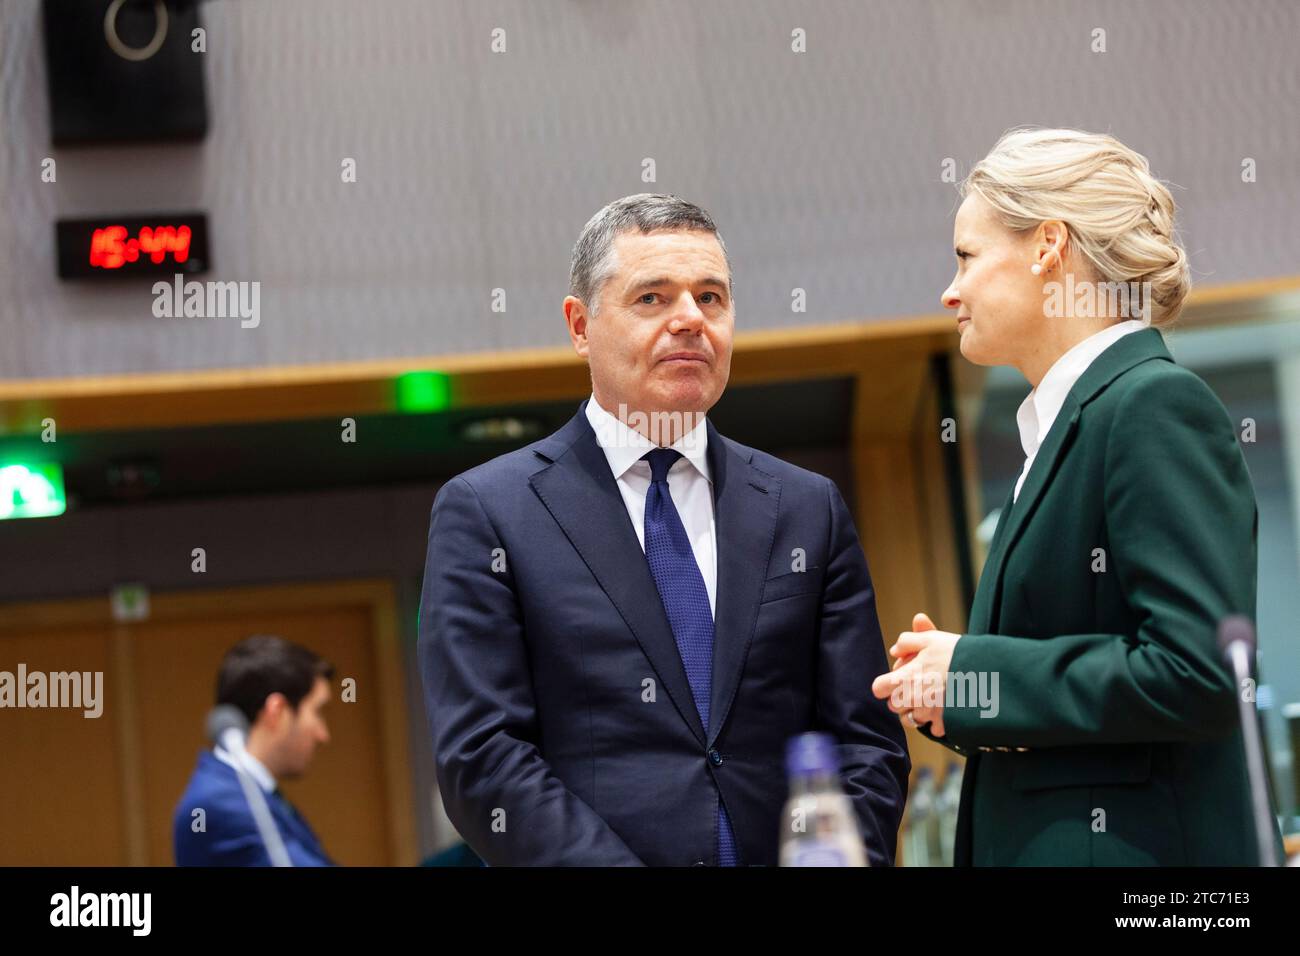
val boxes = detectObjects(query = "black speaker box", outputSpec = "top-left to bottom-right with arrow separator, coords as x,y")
42,0 -> 208,145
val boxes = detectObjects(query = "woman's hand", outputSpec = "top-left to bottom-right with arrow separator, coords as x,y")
871,612 -> 962,737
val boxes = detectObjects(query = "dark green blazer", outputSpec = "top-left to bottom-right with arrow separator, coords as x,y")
922,328 -> 1276,866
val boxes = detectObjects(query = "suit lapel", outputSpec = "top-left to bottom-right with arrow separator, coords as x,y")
528,404 -> 779,748
976,397 -> 1083,622
704,419 -> 779,745
972,328 -> 1174,632
270,790 -> 327,860
529,404 -> 708,744
269,792 -> 305,843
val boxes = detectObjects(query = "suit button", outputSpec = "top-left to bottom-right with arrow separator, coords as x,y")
708,749 -> 723,766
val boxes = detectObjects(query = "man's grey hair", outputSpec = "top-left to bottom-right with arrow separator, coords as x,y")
569,193 -> 732,315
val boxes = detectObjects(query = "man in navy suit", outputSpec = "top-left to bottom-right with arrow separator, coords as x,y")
173,635 -> 336,866
419,194 -> 909,866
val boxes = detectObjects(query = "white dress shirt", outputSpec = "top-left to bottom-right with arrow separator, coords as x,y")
584,394 -> 717,619
214,744 -> 277,794
1013,319 -> 1148,501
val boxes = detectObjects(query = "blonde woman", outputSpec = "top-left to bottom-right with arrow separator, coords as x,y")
873,128 -> 1278,865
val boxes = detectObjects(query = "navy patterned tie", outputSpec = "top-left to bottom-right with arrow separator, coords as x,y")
641,448 -> 738,866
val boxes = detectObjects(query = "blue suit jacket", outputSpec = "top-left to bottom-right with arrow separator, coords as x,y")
172,750 -> 335,867
419,402 -> 909,866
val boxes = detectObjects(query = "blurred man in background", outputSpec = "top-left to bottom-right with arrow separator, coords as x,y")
173,635 -> 336,866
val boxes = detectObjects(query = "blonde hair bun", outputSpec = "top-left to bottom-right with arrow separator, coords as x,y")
963,128 -> 1191,328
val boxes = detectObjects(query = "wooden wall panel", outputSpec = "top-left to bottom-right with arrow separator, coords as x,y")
0,626 -> 123,865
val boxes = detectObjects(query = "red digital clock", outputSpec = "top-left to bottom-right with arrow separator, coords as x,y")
56,212 -> 210,279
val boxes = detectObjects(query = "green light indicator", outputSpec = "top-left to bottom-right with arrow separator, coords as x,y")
0,462 -> 67,520
395,371 -> 452,413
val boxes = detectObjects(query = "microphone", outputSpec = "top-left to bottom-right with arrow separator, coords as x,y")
204,705 -> 293,867
206,704 -> 249,754
1217,616 -> 1279,867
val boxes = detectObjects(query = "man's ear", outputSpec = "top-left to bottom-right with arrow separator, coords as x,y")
260,692 -> 289,729
563,295 -> 590,359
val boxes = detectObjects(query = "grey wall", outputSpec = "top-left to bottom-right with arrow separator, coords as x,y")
2,0 -> 1298,380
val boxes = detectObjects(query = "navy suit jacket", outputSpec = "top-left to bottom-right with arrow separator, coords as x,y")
172,750 -> 335,867
419,401 -> 909,866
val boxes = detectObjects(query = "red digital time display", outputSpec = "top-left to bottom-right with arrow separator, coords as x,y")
89,224 -> 192,269
56,213 -> 209,279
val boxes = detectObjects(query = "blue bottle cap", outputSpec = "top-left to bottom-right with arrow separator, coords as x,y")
786,732 -> 840,778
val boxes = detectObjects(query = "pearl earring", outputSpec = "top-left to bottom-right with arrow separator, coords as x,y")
1031,263 -> 1042,275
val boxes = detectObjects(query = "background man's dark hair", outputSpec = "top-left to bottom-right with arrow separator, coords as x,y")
216,635 -> 334,726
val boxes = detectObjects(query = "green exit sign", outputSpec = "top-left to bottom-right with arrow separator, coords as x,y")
0,463 -> 67,519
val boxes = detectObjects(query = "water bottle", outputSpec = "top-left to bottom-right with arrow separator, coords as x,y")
778,732 -> 867,866
903,767 -> 936,866
936,762 -> 963,866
